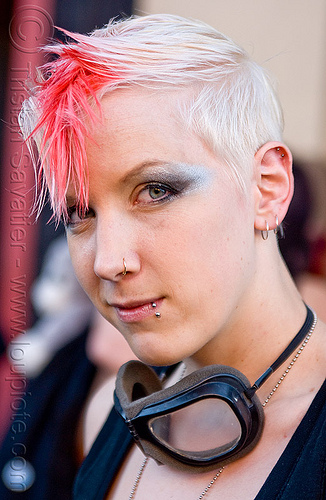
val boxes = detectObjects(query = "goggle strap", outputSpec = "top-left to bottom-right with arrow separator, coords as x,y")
246,304 -> 314,398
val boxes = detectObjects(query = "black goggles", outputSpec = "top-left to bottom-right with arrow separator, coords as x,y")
114,305 -> 315,472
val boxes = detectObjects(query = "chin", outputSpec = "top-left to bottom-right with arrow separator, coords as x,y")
134,348 -> 183,368
125,329 -> 194,367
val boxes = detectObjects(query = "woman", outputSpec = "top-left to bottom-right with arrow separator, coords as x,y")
20,14 -> 326,499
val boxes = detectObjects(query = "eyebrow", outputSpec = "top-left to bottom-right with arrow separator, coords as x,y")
65,160 -> 213,207
120,160 -> 176,183
120,160 -> 212,185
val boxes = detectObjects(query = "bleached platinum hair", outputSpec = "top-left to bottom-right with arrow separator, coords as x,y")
19,13 -> 284,222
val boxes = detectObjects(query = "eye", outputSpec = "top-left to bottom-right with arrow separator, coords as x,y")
148,185 -> 168,199
64,205 -> 94,228
135,183 -> 177,205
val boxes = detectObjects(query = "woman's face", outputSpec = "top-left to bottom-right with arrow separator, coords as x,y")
66,89 -> 259,366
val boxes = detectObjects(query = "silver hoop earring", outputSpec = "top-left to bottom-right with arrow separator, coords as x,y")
274,215 -> 284,239
261,221 -> 269,240
122,258 -> 127,276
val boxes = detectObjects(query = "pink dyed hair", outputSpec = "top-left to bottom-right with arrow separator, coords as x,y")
22,30 -> 122,222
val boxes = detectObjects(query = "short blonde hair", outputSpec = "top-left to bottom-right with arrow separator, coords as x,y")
20,13 -> 284,222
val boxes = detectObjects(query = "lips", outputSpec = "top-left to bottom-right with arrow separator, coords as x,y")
111,298 -> 163,323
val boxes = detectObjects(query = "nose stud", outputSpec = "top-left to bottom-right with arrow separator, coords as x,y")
122,258 -> 127,276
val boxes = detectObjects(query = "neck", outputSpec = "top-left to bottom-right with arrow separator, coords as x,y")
186,251 -> 307,385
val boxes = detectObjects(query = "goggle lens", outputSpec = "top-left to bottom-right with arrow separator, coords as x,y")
149,398 -> 242,457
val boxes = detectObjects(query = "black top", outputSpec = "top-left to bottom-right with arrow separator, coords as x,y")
73,378 -> 326,500
0,330 -> 96,500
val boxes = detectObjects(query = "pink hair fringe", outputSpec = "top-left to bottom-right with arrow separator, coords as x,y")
29,29 -> 120,222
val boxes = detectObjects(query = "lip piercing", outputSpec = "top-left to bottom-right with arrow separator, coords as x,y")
151,302 -> 161,318
122,258 -> 127,276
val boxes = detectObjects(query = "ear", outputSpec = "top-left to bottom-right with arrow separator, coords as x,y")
254,141 -> 294,232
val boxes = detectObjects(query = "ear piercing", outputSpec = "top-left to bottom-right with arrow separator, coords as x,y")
262,216 -> 284,240
151,302 -> 161,318
276,147 -> 285,157
261,220 -> 269,240
122,258 -> 127,276
274,215 -> 285,239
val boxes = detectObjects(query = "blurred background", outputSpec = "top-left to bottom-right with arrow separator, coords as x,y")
1,0 -> 326,449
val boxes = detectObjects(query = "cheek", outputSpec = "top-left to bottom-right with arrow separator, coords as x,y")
159,200 -> 240,263
66,235 -> 96,292
156,196 -> 254,295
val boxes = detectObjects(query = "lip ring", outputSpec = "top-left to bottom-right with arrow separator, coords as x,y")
112,298 -> 163,323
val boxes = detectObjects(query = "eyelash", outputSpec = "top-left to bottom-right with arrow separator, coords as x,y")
63,181 -> 182,227
63,206 -> 94,228
135,182 -> 179,205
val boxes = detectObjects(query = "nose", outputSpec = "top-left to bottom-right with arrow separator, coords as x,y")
93,213 -> 141,281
